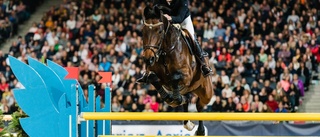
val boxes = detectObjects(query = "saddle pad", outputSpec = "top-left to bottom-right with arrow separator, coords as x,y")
173,24 -> 187,37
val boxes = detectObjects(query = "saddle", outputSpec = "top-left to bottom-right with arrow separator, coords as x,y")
172,24 -> 208,67
172,24 -> 208,57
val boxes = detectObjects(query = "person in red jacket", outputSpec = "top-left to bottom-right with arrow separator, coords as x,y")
265,95 -> 278,112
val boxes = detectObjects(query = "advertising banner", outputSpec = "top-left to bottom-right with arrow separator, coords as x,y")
112,125 -> 207,136
111,122 -> 320,136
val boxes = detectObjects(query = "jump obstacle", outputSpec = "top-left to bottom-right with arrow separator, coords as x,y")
8,56 -> 320,137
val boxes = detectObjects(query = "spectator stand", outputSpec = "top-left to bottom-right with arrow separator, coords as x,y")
0,0 -> 42,45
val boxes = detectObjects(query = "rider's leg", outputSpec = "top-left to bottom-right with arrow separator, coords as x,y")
193,37 -> 212,76
181,16 -> 212,77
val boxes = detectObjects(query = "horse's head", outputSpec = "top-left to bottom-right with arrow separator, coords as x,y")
142,7 -> 171,66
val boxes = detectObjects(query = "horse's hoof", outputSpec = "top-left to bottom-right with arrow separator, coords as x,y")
194,129 -> 205,136
183,120 -> 195,131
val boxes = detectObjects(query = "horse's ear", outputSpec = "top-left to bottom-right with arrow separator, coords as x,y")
153,5 -> 161,18
160,13 -> 169,31
143,7 -> 152,19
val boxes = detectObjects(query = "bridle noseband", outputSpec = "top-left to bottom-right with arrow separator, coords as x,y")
143,20 -> 170,65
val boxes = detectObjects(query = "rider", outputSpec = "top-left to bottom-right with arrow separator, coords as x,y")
137,0 -> 212,84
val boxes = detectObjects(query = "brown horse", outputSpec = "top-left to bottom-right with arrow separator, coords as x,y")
141,7 -> 213,135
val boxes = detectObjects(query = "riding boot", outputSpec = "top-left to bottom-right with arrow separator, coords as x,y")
194,36 -> 212,77
136,72 -> 148,84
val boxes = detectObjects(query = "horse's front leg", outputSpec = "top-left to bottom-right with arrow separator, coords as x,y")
147,72 -> 186,107
171,72 -> 186,106
195,98 -> 205,136
147,72 -> 174,104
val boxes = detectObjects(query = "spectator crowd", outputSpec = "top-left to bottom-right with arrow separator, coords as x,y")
0,0 -> 39,44
0,0 -> 319,114
0,0 -> 42,114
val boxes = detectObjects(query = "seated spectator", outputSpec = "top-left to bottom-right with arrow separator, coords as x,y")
266,95 -> 278,112
233,80 -> 244,97
99,57 -> 111,71
220,70 -> 230,85
137,97 -> 145,112
150,96 -> 159,112
122,95 -> 133,112
142,103 -> 154,112
292,74 -> 304,97
252,95 -> 263,112
249,104 -> 258,113
269,69 -> 279,83
275,102 -> 288,113
282,96 -> 292,112
241,96 -> 251,112
267,55 -> 276,69
264,80 -> 274,95
277,44 -> 291,66
256,67 -> 267,84
218,48 -> 232,62
243,89 -> 253,103
222,84 -> 232,98
280,75 -> 291,93
297,62 -> 310,91
251,81 -> 261,95
231,68 -> 242,82
111,96 -> 121,112
289,83 -> 301,109
211,96 -> 223,112
235,103 -> 243,112
131,103 -> 139,112
259,49 -> 268,63
261,103 -> 272,113
224,97 -> 236,112
214,23 -> 225,39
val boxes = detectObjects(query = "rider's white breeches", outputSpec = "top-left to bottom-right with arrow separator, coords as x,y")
181,15 -> 195,40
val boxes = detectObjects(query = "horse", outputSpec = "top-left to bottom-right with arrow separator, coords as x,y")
140,7 -> 213,135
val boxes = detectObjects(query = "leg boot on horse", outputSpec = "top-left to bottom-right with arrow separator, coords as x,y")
194,36 -> 212,77
183,93 -> 196,131
195,97 -> 206,136
136,72 -> 149,84
148,72 -> 186,107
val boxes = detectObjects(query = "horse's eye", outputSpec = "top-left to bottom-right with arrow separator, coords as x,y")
158,30 -> 162,34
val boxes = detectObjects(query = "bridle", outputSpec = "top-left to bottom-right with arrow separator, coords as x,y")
143,20 -> 170,65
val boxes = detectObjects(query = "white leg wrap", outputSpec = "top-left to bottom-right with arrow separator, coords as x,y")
183,120 -> 195,131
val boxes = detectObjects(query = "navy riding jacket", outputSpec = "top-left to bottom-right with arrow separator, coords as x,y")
155,0 -> 191,24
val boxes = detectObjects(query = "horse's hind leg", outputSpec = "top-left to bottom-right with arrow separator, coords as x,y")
183,93 -> 195,131
195,97 -> 205,136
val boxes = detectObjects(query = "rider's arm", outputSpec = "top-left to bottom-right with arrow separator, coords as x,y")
171,0 -> 189,23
